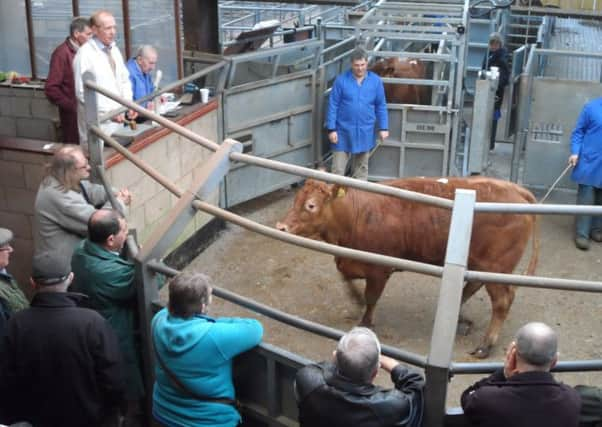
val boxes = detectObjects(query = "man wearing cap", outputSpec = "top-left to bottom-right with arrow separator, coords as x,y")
33,145 -> 131,276
71,209 -> 144,420
0,253 -> 126,427
0,228 -> 29,338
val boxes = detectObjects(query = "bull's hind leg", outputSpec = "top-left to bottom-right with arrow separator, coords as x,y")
470,283 -> 516,359
457,281 -> 484,336
359,272 -> 391,327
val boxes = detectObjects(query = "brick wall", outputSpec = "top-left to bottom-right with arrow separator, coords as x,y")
0,105 -> 219,291
0,85 -> 60,141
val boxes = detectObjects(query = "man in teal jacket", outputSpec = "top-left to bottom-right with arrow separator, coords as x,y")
152,272 -> 263,427
71,209 -> 144,413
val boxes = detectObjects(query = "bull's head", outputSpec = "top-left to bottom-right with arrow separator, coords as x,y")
370,58 -> 397,78
275,179 -> 336,239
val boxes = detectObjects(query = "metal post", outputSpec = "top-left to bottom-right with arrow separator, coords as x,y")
83,71 -> 103,181
423,189 -> 476,427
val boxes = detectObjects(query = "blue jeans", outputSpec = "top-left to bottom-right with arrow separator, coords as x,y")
575,184 -> 602,238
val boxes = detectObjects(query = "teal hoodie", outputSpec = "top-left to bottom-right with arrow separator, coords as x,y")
152,308 -> 263,427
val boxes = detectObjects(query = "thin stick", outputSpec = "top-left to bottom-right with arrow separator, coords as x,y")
539,164 -> 573,204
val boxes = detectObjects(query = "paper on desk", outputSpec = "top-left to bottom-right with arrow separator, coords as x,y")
158,101 -> 181,115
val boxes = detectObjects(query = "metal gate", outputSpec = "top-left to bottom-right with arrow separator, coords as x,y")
216,40 -> 323,207
317,0 -> 471,180
514,17 -> 602,189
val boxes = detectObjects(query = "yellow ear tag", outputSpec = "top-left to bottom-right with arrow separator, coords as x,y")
337,187 -> 346,198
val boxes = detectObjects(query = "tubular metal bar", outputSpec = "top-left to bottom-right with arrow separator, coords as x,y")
145,259 -> 427,367
371,50 -> 455,62
191,198 -> 443,276
90,125 -> 183,197
90,125 -> 444,277
99,60 -> 229,123
474,202 -> 602,215
95,166 -> 124,216
381,77 -> 450,87
126,235 -> 139,259
86,81 -> 220,152
535,48 -> 602,60
228,152 -> 454,209
451,359 -> 602,375
464,270 -> 602,293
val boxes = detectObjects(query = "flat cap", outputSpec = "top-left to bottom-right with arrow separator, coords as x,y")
31,253 -> 71,285
0,228 -> 13,247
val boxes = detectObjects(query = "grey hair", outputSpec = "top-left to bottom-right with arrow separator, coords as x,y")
489,32 -> 504,47
136,45 -> 157,60
70,16 -> 90,36
168,272 -> 212,318
515,322 -> 558,368
335,327 -> 381,383
350,47 -> 368,63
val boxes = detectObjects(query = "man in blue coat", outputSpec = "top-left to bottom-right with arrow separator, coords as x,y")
568,97 -> 602,250
127,45 -> 158,103
326,47 -> 389,180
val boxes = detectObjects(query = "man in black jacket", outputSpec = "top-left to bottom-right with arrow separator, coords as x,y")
461,322 -> 581,427
0,253 -> 126,427
294,327 -> 424,427
482,32 -> 510,150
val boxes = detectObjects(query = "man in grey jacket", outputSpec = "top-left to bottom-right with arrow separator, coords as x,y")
33,145 -> 131,275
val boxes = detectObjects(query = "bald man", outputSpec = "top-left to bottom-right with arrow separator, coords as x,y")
73,9 -> 137,146
127,45 -> 158,103
461,322 -> 581,427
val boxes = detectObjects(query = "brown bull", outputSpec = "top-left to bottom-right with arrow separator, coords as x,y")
276,176 -> 539,358
370,57 -> 429,104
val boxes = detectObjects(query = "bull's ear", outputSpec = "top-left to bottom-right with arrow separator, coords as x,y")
330,184 -> 347,199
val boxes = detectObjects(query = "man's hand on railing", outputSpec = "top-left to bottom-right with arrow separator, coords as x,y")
126,109 -> 138,121
112,113 -> 126,123
116,188 -> 132,206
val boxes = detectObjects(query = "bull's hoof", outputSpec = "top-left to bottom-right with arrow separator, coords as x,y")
469,346 -> 491,359
457,320 -> 473,336
358,318 -> 375,328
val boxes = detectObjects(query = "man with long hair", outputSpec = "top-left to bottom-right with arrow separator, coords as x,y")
33,146 -> 131,276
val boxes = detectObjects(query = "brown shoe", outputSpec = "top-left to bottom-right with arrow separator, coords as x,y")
575,236 -> 590,250
591,229 -> 602,243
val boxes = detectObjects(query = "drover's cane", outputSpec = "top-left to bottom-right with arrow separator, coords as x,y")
538,164 -> 573,204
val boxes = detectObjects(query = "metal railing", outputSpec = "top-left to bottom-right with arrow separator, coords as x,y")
83,47 -> 602,427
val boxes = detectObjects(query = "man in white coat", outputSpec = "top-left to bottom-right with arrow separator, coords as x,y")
74,10 -> 137,146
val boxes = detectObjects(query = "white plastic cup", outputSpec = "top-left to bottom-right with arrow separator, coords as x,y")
200,88 -> 209,103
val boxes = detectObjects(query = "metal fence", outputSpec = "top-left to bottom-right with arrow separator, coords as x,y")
82,31 -> 602,427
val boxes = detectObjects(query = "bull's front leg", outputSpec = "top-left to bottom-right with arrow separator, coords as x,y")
359,271 -> 391,327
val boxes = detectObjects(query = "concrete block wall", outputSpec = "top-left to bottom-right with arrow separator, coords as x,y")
0,146 -> 54,295
104,108 -> 220,252
0,85 -> 60,141
0,105 -> 219,292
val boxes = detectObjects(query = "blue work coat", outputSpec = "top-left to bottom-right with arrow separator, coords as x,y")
326,70 -> 388,154
571,97 -> 602,188
127,58 -> 154,101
